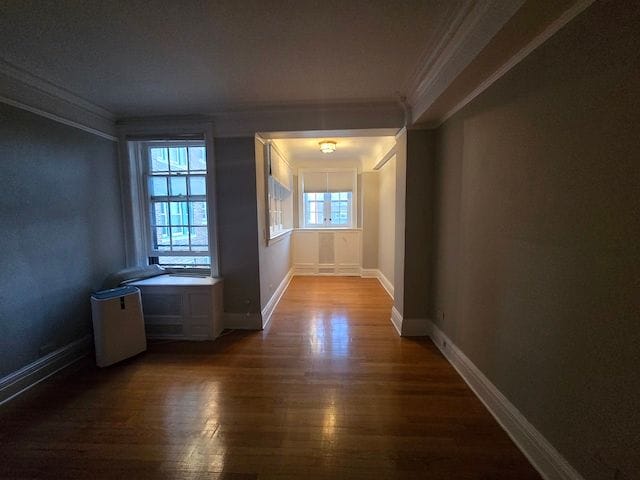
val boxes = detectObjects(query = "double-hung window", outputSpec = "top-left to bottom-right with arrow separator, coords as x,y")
144,141 -> 210,268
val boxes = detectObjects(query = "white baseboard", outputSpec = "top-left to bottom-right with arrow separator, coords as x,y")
261,269 -> 293,329
222,313 -> 262,330
401,317 -> 431,336
361,268 -> 394,299
427,320 -> 585,480
389,307 -> 430,337
390,306 -> 403,335
0,335 -> 92,406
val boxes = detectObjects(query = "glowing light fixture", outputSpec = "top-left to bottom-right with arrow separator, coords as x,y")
319,141 -> 337,154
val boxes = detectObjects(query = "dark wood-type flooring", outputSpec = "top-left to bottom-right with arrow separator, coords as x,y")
0,276 -> 540,479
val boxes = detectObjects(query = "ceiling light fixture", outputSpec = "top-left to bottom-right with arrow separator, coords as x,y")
319,141 -> 337,154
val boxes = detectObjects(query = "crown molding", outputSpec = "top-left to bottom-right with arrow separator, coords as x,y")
406,0 -> 525,125
437,0 -> 596,127
0,58 -> 116,139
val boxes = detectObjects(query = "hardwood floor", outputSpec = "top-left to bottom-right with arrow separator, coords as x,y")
0,276 -> 540,479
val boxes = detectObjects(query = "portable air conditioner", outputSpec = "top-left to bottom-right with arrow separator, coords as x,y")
90,285 -> 147,367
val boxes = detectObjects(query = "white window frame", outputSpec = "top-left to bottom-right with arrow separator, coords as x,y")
298,168 -> 357,229
141,140 -> 210,268
118,122 -> 219,275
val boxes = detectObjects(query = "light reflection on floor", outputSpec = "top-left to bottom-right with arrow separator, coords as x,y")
308,312 -> 350,357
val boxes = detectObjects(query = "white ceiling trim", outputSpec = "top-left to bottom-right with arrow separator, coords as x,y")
0,59 -> 114,119
402,1 -> 474,101
437,0 -> 596,127
373,143 -> 397,171
259,128 -> 399,140
406,0 -> 525,125
0,58 -> 117,139
0,95 -> 117,142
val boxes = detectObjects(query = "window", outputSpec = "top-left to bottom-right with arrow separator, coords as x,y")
303,191 -> 352,227
264,142 -> 293,240
144,141 -> 210,268
300,169 -> 356,228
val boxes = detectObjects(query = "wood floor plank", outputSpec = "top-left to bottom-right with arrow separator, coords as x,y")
0,276 -> 540,479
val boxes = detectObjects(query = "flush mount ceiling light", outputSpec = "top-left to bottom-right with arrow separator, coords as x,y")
319,141 -> 337,154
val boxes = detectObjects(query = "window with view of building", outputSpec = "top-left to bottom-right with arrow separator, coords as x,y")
144,142 -> 210,268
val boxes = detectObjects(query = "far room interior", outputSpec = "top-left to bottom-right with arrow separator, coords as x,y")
254,130 -> 402,331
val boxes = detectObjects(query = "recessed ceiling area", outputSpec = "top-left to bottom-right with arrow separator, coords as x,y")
0,0 -> 464,117
270,133 -> 396,171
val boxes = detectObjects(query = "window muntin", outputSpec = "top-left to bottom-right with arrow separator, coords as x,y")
145,143 -> 210,268
303,191 -> 352,227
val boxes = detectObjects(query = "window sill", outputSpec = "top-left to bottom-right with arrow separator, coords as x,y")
295,227 -> 362,232
268,228 -> 293,245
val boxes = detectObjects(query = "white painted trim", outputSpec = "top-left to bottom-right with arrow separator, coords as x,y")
373,144 -> 397,171
0,59 -> 117,140
0,96 -> 117,141
361,268 -> 394,299
401,318 -> 430,336
259,128 -> 399,140
428,320 -> 585,480
376,271 -> 394,299
438,0 -> 595,126
0,59 -> 113,119
0,335 -> 92,406
222,313 -> 262,330
261,269 -> 294,329
407,1 -> 524,123
389,306 -> 431,337
390,307 -> 403,336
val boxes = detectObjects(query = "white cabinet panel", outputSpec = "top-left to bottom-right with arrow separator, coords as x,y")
292,229 -> 361,275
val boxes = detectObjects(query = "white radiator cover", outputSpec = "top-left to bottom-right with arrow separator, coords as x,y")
128,275 -> 224,340
292,229 -> 361,275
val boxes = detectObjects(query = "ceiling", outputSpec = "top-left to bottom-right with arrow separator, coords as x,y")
0,0 -> 464,117
0,0 -> 589,131
272,134 -> 396,171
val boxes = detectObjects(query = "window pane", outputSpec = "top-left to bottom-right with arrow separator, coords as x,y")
189,201 -> 207,225
189,176 -> 206,195
153,227 -> 170,247
189,147 -> 206,171
152,202 -> 168,226
158,255 -> 210,267
150,148 -> 168,172
171,227 -> 189,245
169,147 -> 188,171
149,176 -> 168,196
170,176 -> 187,196
169,202 -> 188,225
190,227 -> 208,249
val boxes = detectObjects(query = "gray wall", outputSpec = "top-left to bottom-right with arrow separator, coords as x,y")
392,130 -> 406,314
378,157 -> 396,286
431,2 -> 639,478
254,138 -> 292,311
214,137 -> 261,315
0,102 -> 125,378
361,171 -> 379,269
403,130 -> 435,319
